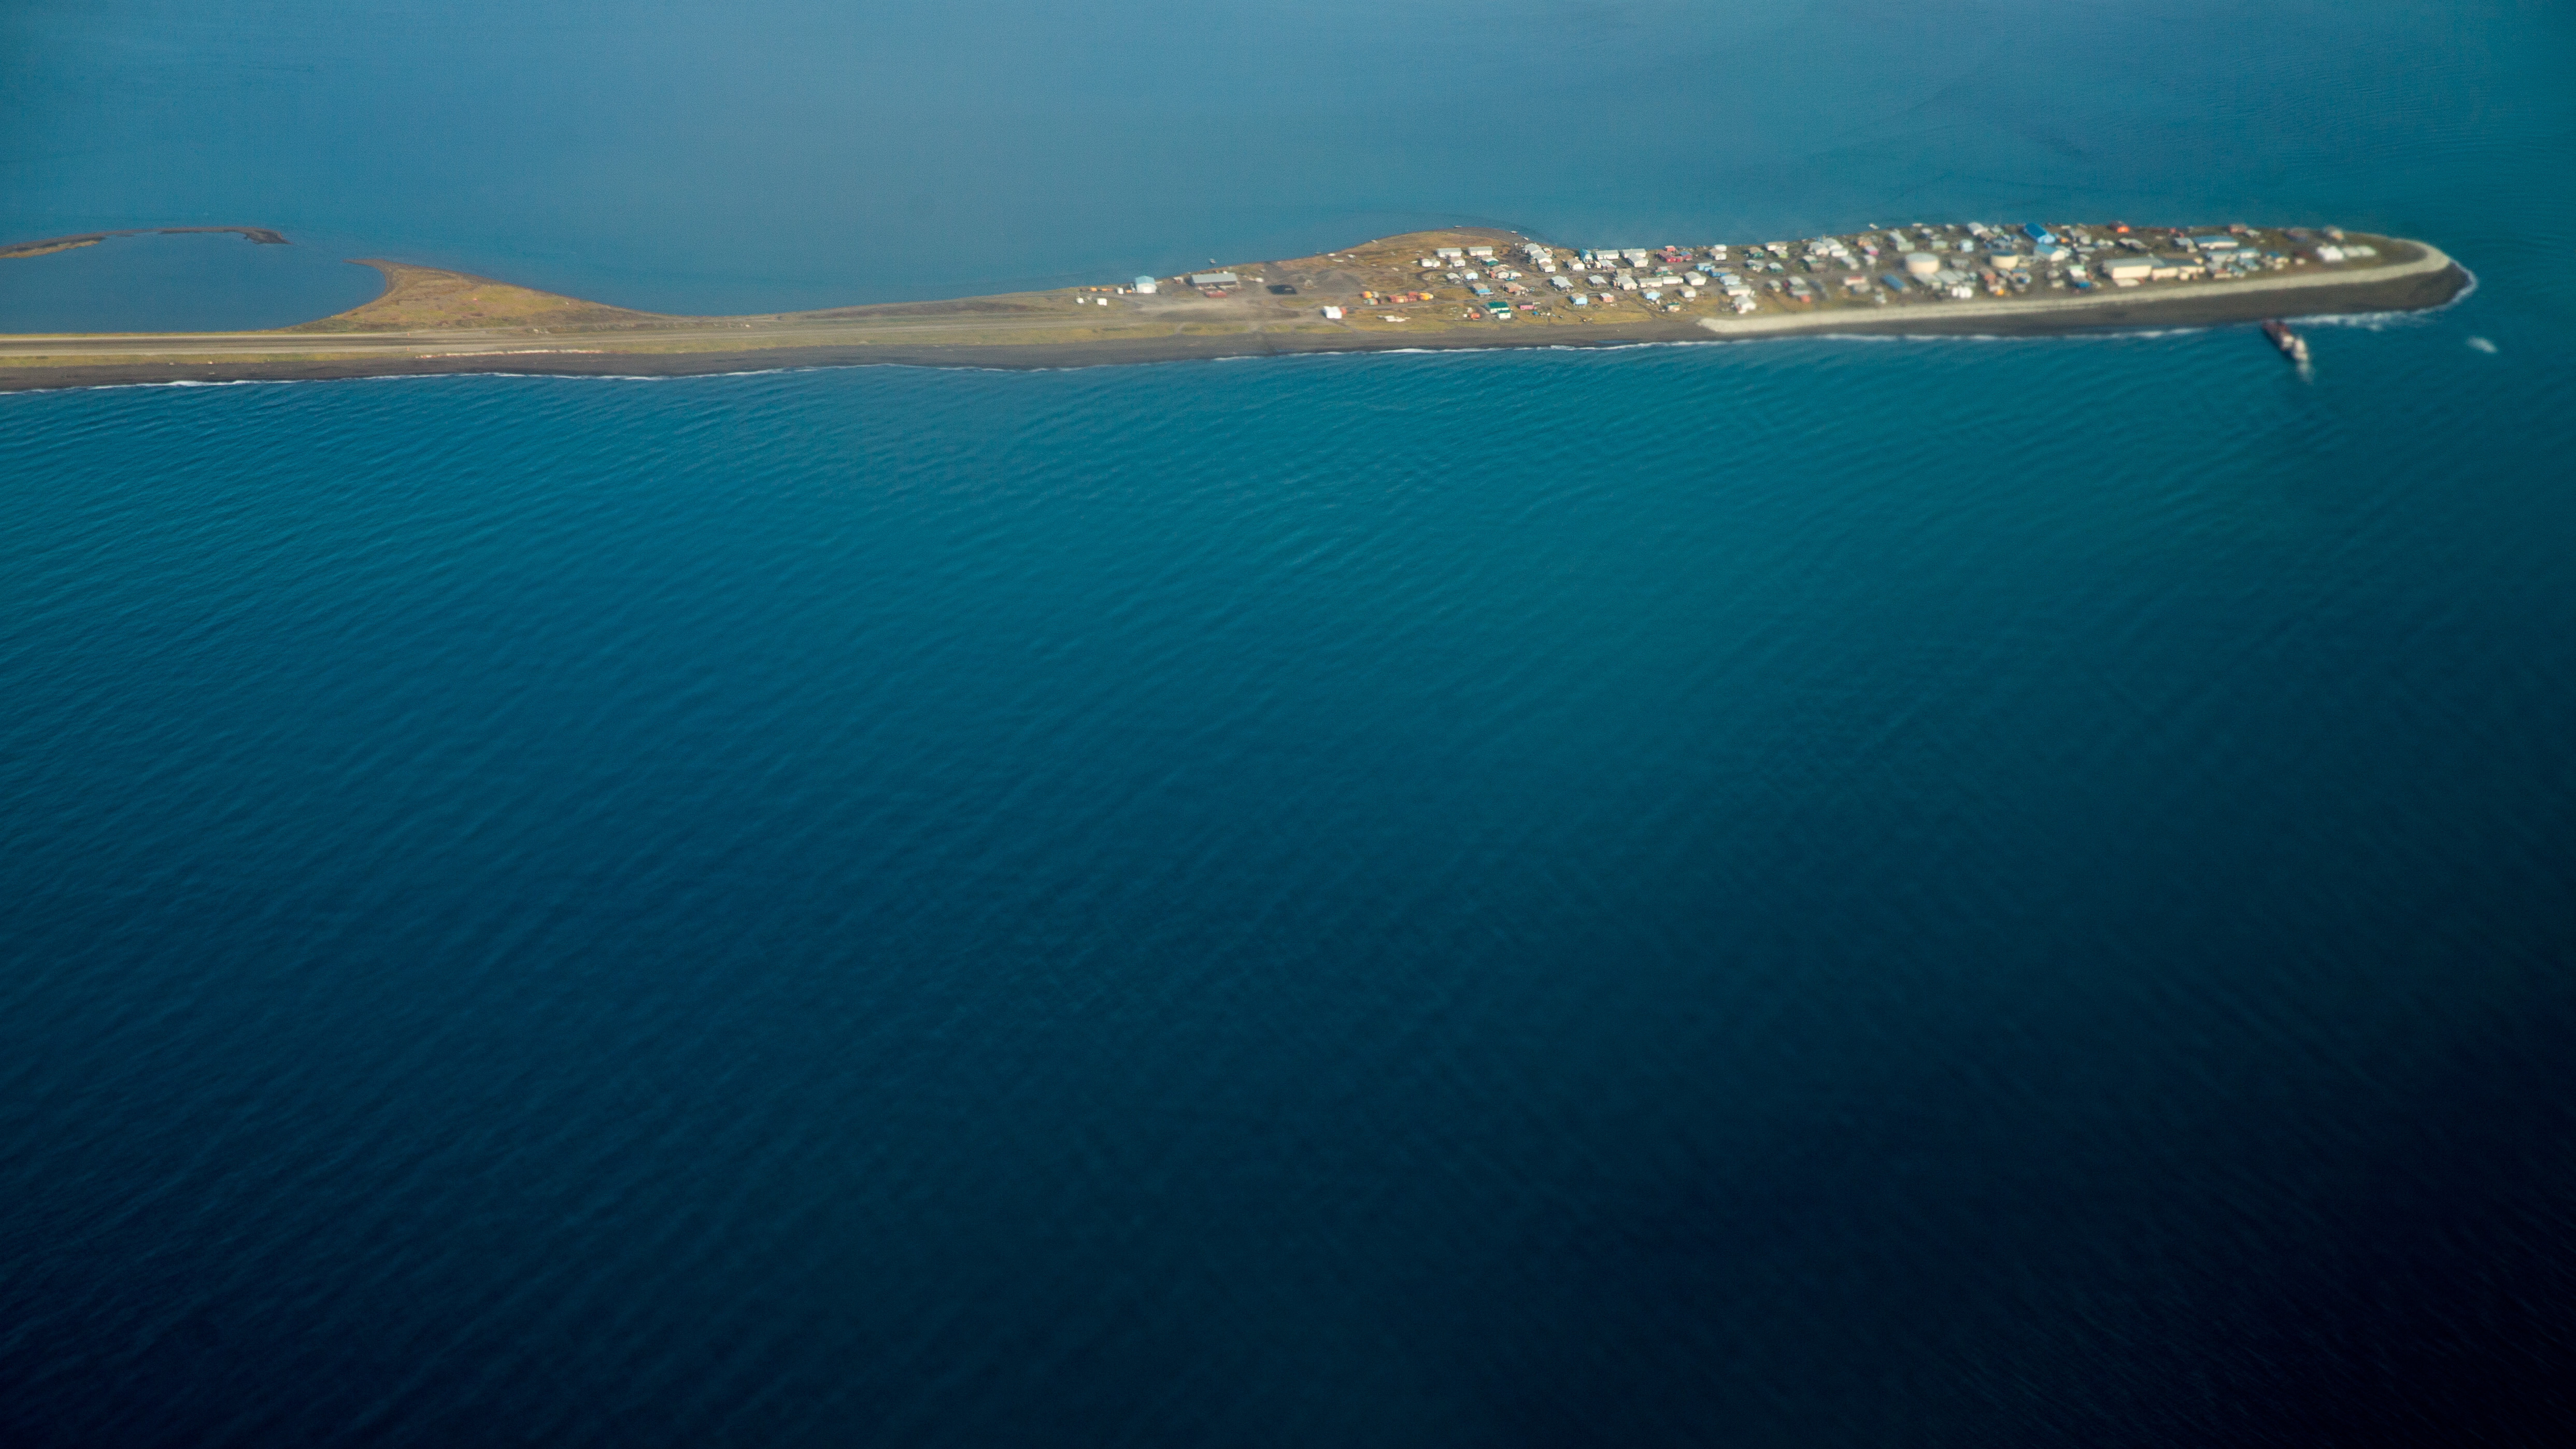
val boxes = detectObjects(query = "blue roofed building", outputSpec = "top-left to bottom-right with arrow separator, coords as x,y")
2023,222 -> 2055,243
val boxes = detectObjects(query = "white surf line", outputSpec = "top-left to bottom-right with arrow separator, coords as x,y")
1690,244 -> 2460,340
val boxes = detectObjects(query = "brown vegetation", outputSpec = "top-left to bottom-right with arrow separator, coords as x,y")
0,236 -> 106,260
287,260 -> 674,333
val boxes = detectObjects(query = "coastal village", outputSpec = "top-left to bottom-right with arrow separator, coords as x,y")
1072,222 -> 2403,335
0,219 -> 2449,391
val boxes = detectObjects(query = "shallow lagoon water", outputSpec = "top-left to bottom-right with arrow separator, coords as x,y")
3,2 -> 2573,1446
6,0 -> 2568,318
0,231 -> 381,333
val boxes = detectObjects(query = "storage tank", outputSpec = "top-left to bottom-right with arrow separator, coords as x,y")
1904,252 -> 1942,279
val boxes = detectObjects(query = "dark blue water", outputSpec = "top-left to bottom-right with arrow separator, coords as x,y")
6,2 -> 2575,1445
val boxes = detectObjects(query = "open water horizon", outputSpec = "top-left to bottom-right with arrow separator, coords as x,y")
5,2 -> 2573,1444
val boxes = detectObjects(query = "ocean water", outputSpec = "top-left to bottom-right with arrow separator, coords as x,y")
5,3 -> 2575,1446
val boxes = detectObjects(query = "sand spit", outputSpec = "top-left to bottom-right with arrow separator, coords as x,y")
0,226 -> 2467,393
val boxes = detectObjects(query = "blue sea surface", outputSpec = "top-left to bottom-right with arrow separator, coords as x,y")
5,2 -> 2574,1446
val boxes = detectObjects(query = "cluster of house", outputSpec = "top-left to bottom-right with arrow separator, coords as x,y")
1500,221 -> 2382,312
1555,242 -> 1802,315
1396,242 -> 1741,320
2037,223 -> 2372,289
1400,245 -> 1539,319
1107,222 -> 2378,324
2066,225 -> 2314,288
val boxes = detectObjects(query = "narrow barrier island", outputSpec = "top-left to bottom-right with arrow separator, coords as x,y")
0,221 -> 2464,391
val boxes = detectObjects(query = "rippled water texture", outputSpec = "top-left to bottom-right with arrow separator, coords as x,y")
8,326 -> 2573,1444
4,1 -> 2574,1445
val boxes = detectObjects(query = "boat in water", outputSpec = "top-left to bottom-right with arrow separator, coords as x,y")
2262,318 -> 2311,365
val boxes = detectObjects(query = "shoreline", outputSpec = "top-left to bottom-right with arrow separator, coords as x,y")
0,226 -> 2468,393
